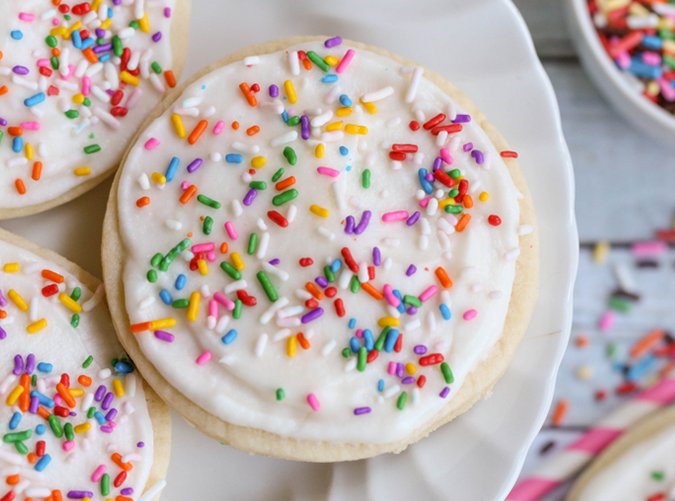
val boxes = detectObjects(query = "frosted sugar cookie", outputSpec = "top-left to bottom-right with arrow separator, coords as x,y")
103,36 -> 539,461
0,228 -> 170,500
0,0 -> 191,219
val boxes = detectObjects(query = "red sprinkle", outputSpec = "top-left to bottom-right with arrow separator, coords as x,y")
36,440 -> 46,457
388,151 -> 406,161
500,151 -> 518,158
305,298 -> 319,309
409,120 -> 420,131
423,113 -> 446,130
430,124 -> 462,136
325,287 -> 337,298
60,373 -> 69,388
334,298 -> 345,317
419,353 -> 444,366
488,215 -> 502,226
41,284 -> 59,297
299,258 -> 314,267
433,169 -> 455,188
341,247 -> 359,273
267,210 -> 289,227
250,83 -> 260,93
394,333 -> 403,353
616,382 -> 639,395
114,471 -> 127,488
53,406 -> 70,418
392,144 -> 418,153
236,290 -> 257,307
367,266 -> 375,281
366,349 -> 379,363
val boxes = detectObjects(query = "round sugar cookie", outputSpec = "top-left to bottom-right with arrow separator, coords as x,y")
0,227 -> 170,501
567,406 -> 675,501
102,36 -> 539,462
0,0 -> 191,219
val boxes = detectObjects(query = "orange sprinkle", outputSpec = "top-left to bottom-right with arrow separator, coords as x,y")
32,161 -> 42,181
42,270 -> 64,283
52,0 -> 60,4
239,82 -> 257,106
435,267 -> 453,288
0,310 -> 6,319
455,213 -> 471,232
179,185 -> 197,204
111,452 -> 133,472
52,48 -> 60,57
8,127 -> 23,136
7,474 -> 20,485
463,194 -> 474,208
661,360 -> 675,378
0,86 -> 8,96
15,179 -> 26,195
52,491 -> 62,501
27,453 -> 37,464
136,196 -> 150,208
630,329 -> 665,358
231,121 -> 239,130
115,497 -> 133,501
77,375 -> 92,387
551,398 -> 569,426
246,125 -> 260,136
37,406 -> 50,420
297,332 -> 310,349
164,70 -> 176,88
305,282 -> 323,300
188,120 -> 208,145
575,334 -> 590,348
82,47 -> 97,63
303,58 -> 312,71
56,382 -> 76,408
361,282 -> 384,300
199,216 -> 205,221
220,242 -> 228,253
187,232 -> 193,237
275,176 -> 296,191
130,322 -> 152,333
19,374 -> 30,412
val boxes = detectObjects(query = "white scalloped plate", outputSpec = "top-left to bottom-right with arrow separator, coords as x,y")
0,0 -> 578,499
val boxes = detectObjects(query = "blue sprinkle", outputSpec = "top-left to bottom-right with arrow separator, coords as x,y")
98,53 -> 110,63
418,168 -> 433,194
159,289 -> 172,305
339,146 -> 348,156
165,156 -> 179,181
72,30 -> 82,49
9,412 -> 21,430
321,74 -> 338,83
281,110 -> 289,123
339,94 -> 352,107
363,329 -> 374,352
12,136 -> 23,153
345,165 -> 352,171
378,379 -> 384,392
107,7 -> 113,17
330,259 -> 342,273
201,85 -> 206,90
36,424 -> 46,435
642,35 -> 662,50
384,329 -> 399,353
30,391 -> 55,408
627,354 -> 656,381
94,411 -> 106,425
222,329 -> 238,344
348,318 -> 356,329
393,290 -> 406,313
627,57 -> 662,79
175,274 -> 187,290
37,363 -> 53,373
225,153 -> 243,164
349,337 -> 360,353
24,92 -> 46,107
440,304 -> 451,320
35,454 -> 51,472
80,37 -> 95,50
11,30 -> 23,40
114,361 -> 134,373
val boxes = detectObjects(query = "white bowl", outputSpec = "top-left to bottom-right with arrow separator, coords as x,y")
564,0 -> 675,146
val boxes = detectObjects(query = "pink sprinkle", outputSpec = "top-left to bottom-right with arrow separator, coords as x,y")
92,464 -> 107,482
658,78 -> 675,102
335,49 -> 355,74
82,76 -> 91,96
614,51 -> 631,70
209,300 -> 218,318
224,221 -> 238,240
382,211 -> 409,222
383,284 -> 400,307
192,243 -> 215,253
206,251 -> 216,262
631,241 -> 668,257
307,393 -> 321,411
19,12 -> 36,21
317,166 -> 340,177
642,51 -> 661,66
180,181 -> 190,190
62,440 -> 75,451
388,361 -> 397,375
419,197 -> 431,208
51,18 -> 59,26
109,421 -> 117,428
53,394 -> 63,406
213,121 -> 225,134
144,138 -> 160,150
463,309 -> 477,321
213,292 -> 235,311
196,351 -> 212,365
419,285 -> 438,302
36,59 -> 50,68
126,88 -> 143,109
20,122 -> 40,130
599,310 -> 616,332
355,328 -> 363,338
60,64 -> 76,81
440,148 -> 453,164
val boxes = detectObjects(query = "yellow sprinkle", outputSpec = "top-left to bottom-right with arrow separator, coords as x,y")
197,259 -> 209,276
151,172 -> 166,184
284,80 -> 297,104
150,318 -> 176,330
74,422 -> 92,434
6,386 -> 24,406
72,93 -> 85,104
456,175 -> 465,181
646,80 -> 660,97
187,291 -> 200,322
315,143 -> 324,158
287,335 -> 297,357
91,0 -> 103,11
377,316 -> 400,327
171,114 -> 186,138
405,363 -> 417,375
359,98 -> 377,114
628,2 -> 649,15
231,252 -> 245,271
3,263 -> 20,273
479,191 -> 490,202
324,55 -> 339,66
8,290 -> 28,311
438,198 -> 455,208
251,156 -> 266,168
68,388 -> 85,397
65,21 -> 82,39
99,18 -> 112,30
50,27 -> 67,37
120,71 -> 139,86
309,205 -> 329,218
27,318 -> 47,334
664,39 -> 675,57
344,124 -> 368,135
138,12 -> 150,32
25,143 -> 33,161
326,121 -> 343,132
658,17 -> 675,31
335,106 -> 353,117
593,241 -> 611,265
112,378 -> 125,398
59,293 -> 82,313
74,167 -> 91,176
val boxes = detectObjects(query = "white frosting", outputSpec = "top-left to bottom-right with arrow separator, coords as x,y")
0,0 -> 175,209
117,40 -> 523,444
0,239 -> 155,499
577,421 -> 675,501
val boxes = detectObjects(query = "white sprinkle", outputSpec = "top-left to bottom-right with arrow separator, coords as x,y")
304,328 -> 314,340
209,152 -> 222,162
338,269 -> 353,290
383,385 -> 401,399
7,158 -> 28,168
218,355 -> 235,365
426,197 -> 439,216
295,289 -> 312,300
437,218 -> 454,234
412,387 -> 421,406
173,106 -> 199,117
104,62 -> 119,90
256,232 -> 269,259
418,235 -> 429,250
310,109 -> 333,127
277,306 -> 304,319
117,27 -> 135,39
325,84 -> 342,104
289,51 -> 300,76
387,305 -> 401,318
41,9 -> 57,20
361,86 -> 394,102
383,238 -> 400,247
415,109 -> 425,122
386,117 -> 401,128
272,329 -> 292,342
383,257 -> 393,270
471,284 -> 483,293
357,261 -> 369,283
59,48 -> 71,76
137,479 -> 167,501
139,296 -> 155,309
29,297 -> 38,323
138,173 -> 150,190
404,318 -> 421,332
345,358 -> 357,371
0,375 -> 18,396
125,373 -> 137,398
270,130 -> 298,147
517,224 -> 534,236
317,226 -> 335,240
224,280 -> 248,294
365,152 -> 376,167
287,204 -> 298,223
165,219 -> 182,230
420,218 -> 431,235
231,142 -> 259,154
277,317 -> 301,328
215,315 -> 230,334
254,334 -> 268,356
243,55 -> 260,66
262,262 -> 289,281
349,196 -> 365,210
489,291 -> 503,299
413,152 -> 425,165
256,218 -> 268,231
93,107 -> 120,129
322,340 -> 336,356
405,67 -> 423,103
11,75 -> 38,90
504,248 -> 521,261
149,73 -> 165,93
331,181 -> 347,214
436,130 -> 448,147
202,106 -> 216,118
321,131 -> 344,142
54,79 -> 78,92
23,263 -> 40,274
614,263 -> 637,293
391,160 -> 402,171
259,297 -> 289,324
437,231 -> 450,250
98,369 -> 111,380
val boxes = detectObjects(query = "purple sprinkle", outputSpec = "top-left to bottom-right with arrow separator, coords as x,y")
68,492 -> 94,499
92,43 -> 112,54
70,412 -> 77,417
95,28 -> 105,38
137,442 -> 145,447
121,488 -> 134,496
353,210 -> 371,235
269,84 -> 279,98
106,89 -> 115,97
301,308 -> 324,324
315,276 -> 328,288
453,114 -> 471,123
425,172 -> 435,182
101,391 -> 114,411
344,215 -> 355,234
26,354 -> 35,374
325,36 -> 343,48
0,118 -> 7,127
100,426 -> 113,433
401,377 -> 415,384
152,31 -> 162,42
406,211 -> 420,226
301,115 -> 310,140
463,142 -> 473,152
105,408 -> 118,422
30,396 -> 40,414
440,387 -> 451,398
154,330 -> 174,342
414,345 -> 427,355
354,406 -> 371,415
94,385 -> 106,402
242,188 -> 257,206
187,158 -> 203,173
164,7 -> 171,17
12,65 -> 29,75
471,150 -> 484,164
406,264 -> 417,276
0,326 -> 6,340
396,363 -> 404,378
407,306 -> 417,315
269,259 -> 281,266
432,156 -> 442,172
373,247 -> 381,266
13,355 -> 24,376
112,0 -> 121,4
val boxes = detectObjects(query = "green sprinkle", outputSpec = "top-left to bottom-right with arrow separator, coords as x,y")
362,169 -> 371,188
374,327 -> 390,352
151,61 -> 162,74
70,287 -> 81,301
652,471 -> 665,481
448,189 -> 459,197
64,423 -> 74,442
449,169 -> 461,179
276,389 -> 285,401
83,97 -> 91,107
440,362 -> 454,384
51,56 -> 59,70
48,415 -> 63,438
151,253 -> 163,267
129,20 -> 140,29
606,342 -> 618,358
83,355 -> 94,368
0,130 -> 3,147
660,29 -> 675,40
609,296 -> 632,313
272,189 -> 298,206
87,406 -> 96,419
96,37 -> 105,45
342,348 -> 351,358
63,14 -> 71,20
444,205 -> 463,214
272,168 -> 285,182
101,473 -> 110,496
664,55 -> 675,70
46,35 -> 58,47
159,238 -> 191,271
112,35 -> 123,56
323,265 -> 336,283
3,430 -> 32,443
249,181 -> 267,190
233,299 -> 242,319
257,271 -> 278,302
147,270 -> 157,283
31,374 -> 37,387
357,346 -> 367,371
283,147 -> 297,165
203,216 -> 213,235
14,441 -> 28,455
172,299 -> 190,308
397,392 -> 407,410
65,110 -> 79,119
403,295 -> 422,308
287,115 -> 301,127
71,314 -> 80,328
220,261 -> 242,280
197,194 -> 221,209
306,51 -> 330,71
350,275 -> 361,294
84,144 -> 101,154
247,233 -> 258,255
111,358 -> 118,367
